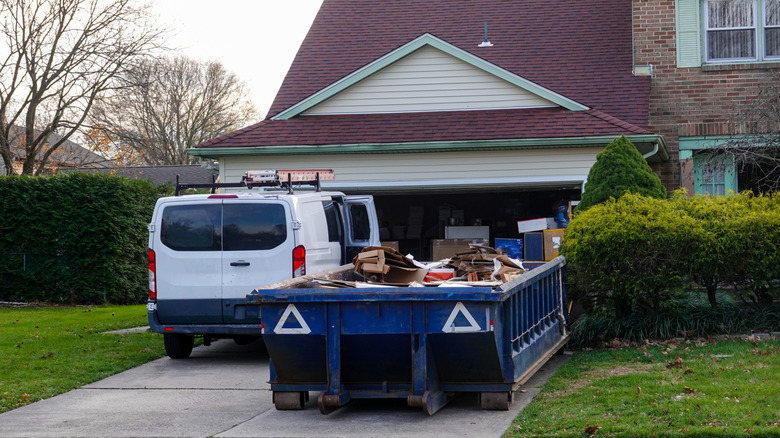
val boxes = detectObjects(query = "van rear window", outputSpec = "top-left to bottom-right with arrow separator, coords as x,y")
160,203 -> 288,251
161,205 -> 221,251
350,204 -> 371,241
223,204 -> 287,251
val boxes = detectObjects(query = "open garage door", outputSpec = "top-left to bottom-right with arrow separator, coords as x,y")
365,185 -> 580,261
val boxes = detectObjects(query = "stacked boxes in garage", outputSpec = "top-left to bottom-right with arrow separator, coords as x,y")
494,218 -> 565,262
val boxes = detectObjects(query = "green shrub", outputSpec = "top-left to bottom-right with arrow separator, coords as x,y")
562,192 -> 695,316
0,173 -> 158,304
564,189 -> 780,319
576,136 -> 666,212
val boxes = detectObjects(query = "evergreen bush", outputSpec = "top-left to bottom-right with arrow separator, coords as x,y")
0,173 -> 158,304
576,136 -> 666,212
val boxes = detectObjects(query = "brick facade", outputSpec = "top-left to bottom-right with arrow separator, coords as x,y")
633,0 -> 780,193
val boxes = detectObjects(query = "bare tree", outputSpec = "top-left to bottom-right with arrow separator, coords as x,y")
0,0 -> 164,175
92,56 -> 258,165
705,72 -> 780,193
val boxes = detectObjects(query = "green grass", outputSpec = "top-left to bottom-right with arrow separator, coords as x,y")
0,305 -> 165,413
507,338 -> 780,438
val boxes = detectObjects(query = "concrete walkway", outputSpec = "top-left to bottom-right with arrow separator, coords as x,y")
0,338 -> 570,437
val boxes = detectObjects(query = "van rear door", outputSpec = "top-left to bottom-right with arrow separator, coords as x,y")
342,196 -> 380,263
220,200 -> 295,323
154,200 -> 223,324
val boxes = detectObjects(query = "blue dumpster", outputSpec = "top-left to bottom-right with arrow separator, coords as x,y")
246,256 -> 569,415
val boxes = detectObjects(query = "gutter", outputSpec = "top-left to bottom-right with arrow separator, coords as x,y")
188,134 -> 670,159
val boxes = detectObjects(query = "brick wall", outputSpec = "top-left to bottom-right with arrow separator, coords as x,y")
633,0 -> 780,192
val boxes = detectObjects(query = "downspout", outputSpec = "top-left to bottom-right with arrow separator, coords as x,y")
642,142 -> 659,160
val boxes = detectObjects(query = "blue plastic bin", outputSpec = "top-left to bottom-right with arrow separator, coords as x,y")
494,237 -> 524,259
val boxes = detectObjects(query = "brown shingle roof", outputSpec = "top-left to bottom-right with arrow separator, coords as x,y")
197,0 -> 650,150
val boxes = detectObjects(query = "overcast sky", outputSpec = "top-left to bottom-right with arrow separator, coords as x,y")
152,0 -> 324,119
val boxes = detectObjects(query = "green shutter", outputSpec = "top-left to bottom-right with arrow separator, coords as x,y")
676,0 -> 702,67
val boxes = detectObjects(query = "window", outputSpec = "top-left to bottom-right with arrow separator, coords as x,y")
705,0 -> 780,62
223,204 -> 287,251
349,204 -> 371,241
322,201 -> 342,243
161,203 -> 288,251
161,205 -> 221,251
693,153 -> 737,195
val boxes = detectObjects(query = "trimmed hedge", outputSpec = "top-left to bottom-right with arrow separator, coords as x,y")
561,191 -> 780,317
0,173 -> 158,304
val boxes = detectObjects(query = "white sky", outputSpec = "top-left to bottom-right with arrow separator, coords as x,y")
152,0 -> 324,119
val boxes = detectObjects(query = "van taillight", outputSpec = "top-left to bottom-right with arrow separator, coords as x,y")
148,248 -> 157,300
292,245 -> 305,278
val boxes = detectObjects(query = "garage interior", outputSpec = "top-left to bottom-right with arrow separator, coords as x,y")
364,186 -> 581,261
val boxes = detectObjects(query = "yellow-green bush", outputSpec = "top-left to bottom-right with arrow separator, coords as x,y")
562,191 -> 780,316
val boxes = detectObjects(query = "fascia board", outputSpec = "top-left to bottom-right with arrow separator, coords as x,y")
272,33 -> 588,120
188,134 -> 664,158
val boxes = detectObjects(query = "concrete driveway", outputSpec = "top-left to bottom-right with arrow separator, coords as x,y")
0,337 -> 569,437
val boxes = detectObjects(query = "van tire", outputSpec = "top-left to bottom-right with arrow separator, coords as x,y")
164,333 -> 194,359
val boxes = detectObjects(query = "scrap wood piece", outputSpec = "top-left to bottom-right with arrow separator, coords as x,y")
445,245 -> 526,282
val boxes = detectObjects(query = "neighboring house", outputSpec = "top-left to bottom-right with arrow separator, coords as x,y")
635,0 -> 780,195
188,0 -> 670,258
58,165 -> 217,187
1,126 -> 109,175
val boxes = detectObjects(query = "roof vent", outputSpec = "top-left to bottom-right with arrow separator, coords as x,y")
478,21 -> 493,47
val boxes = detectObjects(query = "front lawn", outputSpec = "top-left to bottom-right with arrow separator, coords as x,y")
0,305 -> 165,413
507,337 -> 780,438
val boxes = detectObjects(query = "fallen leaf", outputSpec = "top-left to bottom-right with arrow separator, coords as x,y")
667,355 -> 683,369
584,424 -> 602,436
637,386 -> 642,395
22,394 -> 29,399
684,368 -> 694,375
683,386 -> 696,394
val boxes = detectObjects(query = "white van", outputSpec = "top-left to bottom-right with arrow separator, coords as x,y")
146,170 -> 379,358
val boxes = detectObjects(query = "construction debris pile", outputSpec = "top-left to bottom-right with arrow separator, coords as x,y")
351,245 -> 526,287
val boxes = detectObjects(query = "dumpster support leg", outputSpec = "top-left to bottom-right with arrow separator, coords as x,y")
320,302 -> 350,414
407,302 -> 454,415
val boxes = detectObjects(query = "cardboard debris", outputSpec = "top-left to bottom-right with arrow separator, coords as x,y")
353,246 -> 429,285
444,244 -> 526,282
352,245 -> 526,287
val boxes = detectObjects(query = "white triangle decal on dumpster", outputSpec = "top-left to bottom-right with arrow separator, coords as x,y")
273,303 -> 312,334
442,302 -> 482,333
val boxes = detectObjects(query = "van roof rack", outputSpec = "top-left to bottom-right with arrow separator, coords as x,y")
174,169 -> 334,196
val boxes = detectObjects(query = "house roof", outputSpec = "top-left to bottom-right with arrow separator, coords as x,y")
58,165 -> 217,186
195,0 -> 652,152
197,108 -> 649,150
2,126 -> 109,173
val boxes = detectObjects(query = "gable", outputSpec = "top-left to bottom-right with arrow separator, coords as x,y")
304,45 -> 557,115
273,33 -> 588,120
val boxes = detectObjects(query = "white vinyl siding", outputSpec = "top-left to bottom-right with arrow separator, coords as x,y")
219,147 -> 602,192
303,46 -> 556,115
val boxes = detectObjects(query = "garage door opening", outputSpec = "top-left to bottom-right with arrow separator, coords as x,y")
369,187 -> 581,261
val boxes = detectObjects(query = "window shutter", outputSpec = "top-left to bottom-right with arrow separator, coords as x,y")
676,0 -> 702,67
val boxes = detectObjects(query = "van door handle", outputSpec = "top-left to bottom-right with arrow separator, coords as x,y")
230,260 -> 250,267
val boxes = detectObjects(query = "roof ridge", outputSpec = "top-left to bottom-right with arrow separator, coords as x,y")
585,109 -> 649,134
